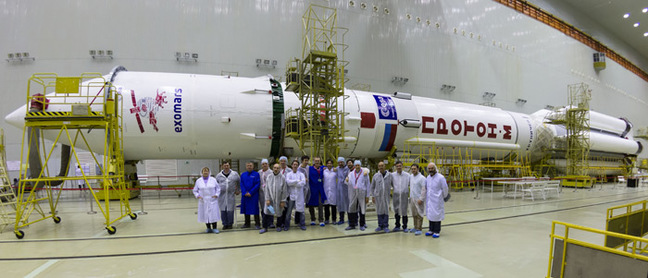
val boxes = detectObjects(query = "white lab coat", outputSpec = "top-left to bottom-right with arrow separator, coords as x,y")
258,168 -> 272,210
422,173 -> 449,221
391,171 -> 410,215
264,172 -> 288,216
408,173 -> 426,216
216,170 -> 240,211
371,171 -> 392,215
193,176 -> 221,223
285,170 -> 306,212
323,168 -> 337,205
346,168 -> 370,214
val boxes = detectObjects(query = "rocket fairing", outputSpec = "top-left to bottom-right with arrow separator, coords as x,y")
4,69 -> 642,162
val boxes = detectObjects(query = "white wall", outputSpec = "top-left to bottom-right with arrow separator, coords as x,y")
1,0 -> 647,178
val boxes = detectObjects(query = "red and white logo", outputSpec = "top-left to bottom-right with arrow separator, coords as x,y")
129,90 -> 168,133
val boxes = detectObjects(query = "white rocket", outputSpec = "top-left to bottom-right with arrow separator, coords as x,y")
4,68 -> 642,171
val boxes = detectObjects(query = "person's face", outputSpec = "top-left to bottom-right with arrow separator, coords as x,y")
378,162 -> 385,172
347,161 -> 353,169
396,163 -> 402,173
273,164 -> 280,174
326,161 -> 333,168
246,163 -> 254,172
355,164 -> 361,171
411,166 -> 419,175
427,164 -> 436,174
292,161 -> 299,170
302,158 -> 310,166
262,162 -> 269,170
202,168 -> 209,178
338,160 -> 345,167
280,159 -> 287,167
223,163 -> 231,172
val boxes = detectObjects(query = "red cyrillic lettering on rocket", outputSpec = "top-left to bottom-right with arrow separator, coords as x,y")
437,118 -> 448,135
464,121 -> 475,136
451,120 -> 462,135
487,123 -> 497,138
421,116 -> 435,133
476,122 -> 486,137
503,125 -> 512,140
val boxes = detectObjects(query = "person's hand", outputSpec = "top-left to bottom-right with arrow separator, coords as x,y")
280,202 -> 285,209
372,197 -> 376,204
365,197 -> 369,204
245,193 -> 251,197
266,200 -> 271,205
417,200 -> 423,205
213,195 -> 218,198
345,178 -> 349,182
235,190 -> 241,195
197,196 -> 203,199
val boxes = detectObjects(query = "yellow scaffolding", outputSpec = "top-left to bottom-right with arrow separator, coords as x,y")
0,129 -> 17,232
401,139 -> 531,189
14,73 -> 135,239
285,4 -> 348,161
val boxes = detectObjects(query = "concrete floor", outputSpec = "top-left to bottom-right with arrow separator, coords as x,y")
0,182 -> 646,277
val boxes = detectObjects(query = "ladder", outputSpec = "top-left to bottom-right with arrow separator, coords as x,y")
0,129 -> 17,232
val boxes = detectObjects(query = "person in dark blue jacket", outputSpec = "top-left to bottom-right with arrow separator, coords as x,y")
307,157 -> 327,226
240,161 -> 261,229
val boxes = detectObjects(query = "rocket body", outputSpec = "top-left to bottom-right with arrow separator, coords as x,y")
4,71 -> 641,162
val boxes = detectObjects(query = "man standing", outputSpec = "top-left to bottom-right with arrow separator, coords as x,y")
258,159 -> 272,222
260,163 -> 288,234
307,157 -> 327,226
345,160 -> 370,231
284,160 -> 307,231
240,161 -> 261,229
216,161 -> 240,230
421,163 -> 449,238
408,164 -> 426,236
279,156 -> 291,175
391,161 -> 410,232
371,161 -> 392,233
298,155 -> 310,212
334,157 -> 350,225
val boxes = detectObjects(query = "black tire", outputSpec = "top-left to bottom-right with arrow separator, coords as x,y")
53,216 -> 61,223
129,213 -> 137,220
106,226 -> 117,235
15,230 -> 24,239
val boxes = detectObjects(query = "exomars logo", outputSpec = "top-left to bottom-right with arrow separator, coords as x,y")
173,88 -> 183,133
421,116 -> 512,140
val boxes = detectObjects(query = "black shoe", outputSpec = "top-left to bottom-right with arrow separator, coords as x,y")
241,224 -> 250,229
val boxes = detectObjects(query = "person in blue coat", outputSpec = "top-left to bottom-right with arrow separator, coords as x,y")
307,157 -> 327,226
240,161 -> 261,229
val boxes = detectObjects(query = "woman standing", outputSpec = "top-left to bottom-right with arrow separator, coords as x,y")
193,167 -> 221,234
323,159 -> 338,224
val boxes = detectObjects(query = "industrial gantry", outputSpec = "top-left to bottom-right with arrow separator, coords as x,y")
13,73 -> 135,239
285,4 -> 348,161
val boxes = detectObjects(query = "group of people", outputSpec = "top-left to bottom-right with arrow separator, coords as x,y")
192,157 -> 449,238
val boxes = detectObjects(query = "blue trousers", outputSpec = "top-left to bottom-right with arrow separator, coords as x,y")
221,210 -> 235,226
377,214 -> 389,229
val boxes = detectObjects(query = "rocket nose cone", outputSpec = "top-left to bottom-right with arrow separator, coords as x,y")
5,105 -> 26,129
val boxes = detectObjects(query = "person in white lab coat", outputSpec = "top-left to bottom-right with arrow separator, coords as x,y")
216,161 -> 240,230
258,159 -> 272,222
408,164 -> 426,236
345,160 -> 370,231
260,163 -> 288,234
391,161 -> 410,232
334,157 -> 350,225
420,163 -> 449,238
371,161 -> 392,233
193,167 -> 221,234
323,159 -> 338,225
284,160 -> 307,231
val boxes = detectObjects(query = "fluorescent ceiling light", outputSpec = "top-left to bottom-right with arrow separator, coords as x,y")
644,32 -> 648,37
623,13 -> 630,18
643,8 -> 647,13
634,23 -> 640,27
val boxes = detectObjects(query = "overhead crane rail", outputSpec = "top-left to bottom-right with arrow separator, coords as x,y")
14,73 -> 136,239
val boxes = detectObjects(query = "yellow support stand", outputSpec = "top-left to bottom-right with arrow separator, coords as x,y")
14,73 -> 135,239
0,129 -> 18,232
285,4 -> 348,161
